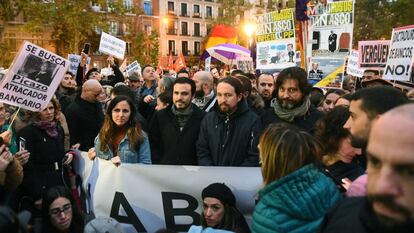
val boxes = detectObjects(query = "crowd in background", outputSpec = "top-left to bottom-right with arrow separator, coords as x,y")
1,51 -> 414,233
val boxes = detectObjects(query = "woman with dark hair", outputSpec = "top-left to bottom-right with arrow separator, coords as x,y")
314,106 -> 364,184
41,186 -> 84,233
252,124 -> 341,233
17,98 -> 72,215
334,93 -> 352,107
89,95 -> 151,165
321,89 -> 346,113
190,183 -> 250,233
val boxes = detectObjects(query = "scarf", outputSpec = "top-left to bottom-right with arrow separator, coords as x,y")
171,105 -> 193,131
32,120 -> 59,139
193,90 -> 215,110
272,96 -> 311,122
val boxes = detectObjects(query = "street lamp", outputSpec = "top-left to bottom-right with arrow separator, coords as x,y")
244,22 -> 256,48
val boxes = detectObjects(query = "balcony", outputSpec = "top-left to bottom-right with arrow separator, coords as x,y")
167,29 -> 178,35
193,32 -> 201,37
181,31 -> 189,36
193,12 -> 201,18
180,12 -> 189,17
168,10 -> 176,15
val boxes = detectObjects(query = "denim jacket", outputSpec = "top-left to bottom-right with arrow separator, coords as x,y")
94,132 -> 151,164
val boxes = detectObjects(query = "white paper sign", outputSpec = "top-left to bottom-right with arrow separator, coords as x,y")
383,25 -> 414,81
0,41 -> 69,111
75,153 -> 261,233
68,54 -> 90,76
205,57 -> 211,72
99,32 -> 126,60
346,50 -> 364,77
126,60 -> 141,76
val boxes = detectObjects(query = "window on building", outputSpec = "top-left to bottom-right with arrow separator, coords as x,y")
168,40 -> 176,55
182,41 -> 188,56
167,20 -> 176,35
123,0 -> 132,10
194,41 -> 201,55
181,22 -> 188,35
109,21 -> 118,35
143,0 -> 152,15
194,23 -> 200,36
193,5 -> 200,17
168,1 -> 174,14
144,25 -> 152,35
181,3 -> 187,16
206,6 -> 212,18
206,24 -> 212,35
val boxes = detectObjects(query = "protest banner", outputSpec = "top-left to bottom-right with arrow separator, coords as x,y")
346,50 -> 364,77
358,40 -> 390,70
383,25 -> 414,81
67,54 -> 90,77
126,60 -> 141,77
313,58 -> 345,88
236,57 -> 255,73
74,153 -> 261,233
0,41 -> 69,111
254,9 -> 296,70
99,32 -> 127,60
307,0 -> 354,86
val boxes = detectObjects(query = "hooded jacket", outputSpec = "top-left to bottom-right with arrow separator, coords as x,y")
197,100 -> 261,167
252,164 -> 342,233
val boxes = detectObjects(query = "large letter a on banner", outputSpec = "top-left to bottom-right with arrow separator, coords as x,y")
110,192 -> 147,232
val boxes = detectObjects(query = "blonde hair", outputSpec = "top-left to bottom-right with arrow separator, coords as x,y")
259,124 -> 322,186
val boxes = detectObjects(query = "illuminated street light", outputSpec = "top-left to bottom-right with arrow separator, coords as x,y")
244,23 -> 256,38
163,17 -> 169,25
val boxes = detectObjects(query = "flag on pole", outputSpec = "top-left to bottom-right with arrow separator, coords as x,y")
168,51 -> 174,70
174,53 -> 187,73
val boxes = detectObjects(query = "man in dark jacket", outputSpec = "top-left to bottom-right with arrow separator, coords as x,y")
261,66 -> 323,132
197,77 -> 261,167
64,79 -> 104,151
318,104 -> 414,233
149,78 -> 205,165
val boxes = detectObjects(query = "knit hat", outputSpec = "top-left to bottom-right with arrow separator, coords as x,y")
85,68 -> 99,79
84,217 -> 125,233
201,183 -> 236,207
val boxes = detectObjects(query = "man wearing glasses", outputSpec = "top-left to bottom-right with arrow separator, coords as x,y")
261,67 -> 324,132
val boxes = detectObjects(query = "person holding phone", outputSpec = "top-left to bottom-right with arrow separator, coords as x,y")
17,98 -> 73,216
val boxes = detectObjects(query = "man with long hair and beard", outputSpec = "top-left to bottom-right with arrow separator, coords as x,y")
318,104 -> 414,233
261,66 -> 324,133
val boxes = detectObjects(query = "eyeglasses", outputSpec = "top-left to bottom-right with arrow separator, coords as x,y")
49,203 -> 72,216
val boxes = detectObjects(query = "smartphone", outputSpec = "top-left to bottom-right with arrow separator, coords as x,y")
82,43 -> 91,55
19,137 -> 26,152
324,169 -> 347,193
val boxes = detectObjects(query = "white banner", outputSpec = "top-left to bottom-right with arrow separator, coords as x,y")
99,32 -> 127,60
205,57 -> 211,72
346,50 -> 364,77
383,25 -> 414,81
75,153 -> 261,233
68,54 -> 90,77
0,41 -> 69,111
126,61 -> 141,77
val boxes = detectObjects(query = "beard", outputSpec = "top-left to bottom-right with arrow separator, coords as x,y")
219,103 -> 233,114
368,194 -> 414,232
279,98 -> 302,110
194,90 -> 204,98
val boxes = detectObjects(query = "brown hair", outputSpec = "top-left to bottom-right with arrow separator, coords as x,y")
99,95 -> 143,152
33,97 -> 61,121
259,123 -> 322,185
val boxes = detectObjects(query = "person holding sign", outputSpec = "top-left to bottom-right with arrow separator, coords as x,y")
89,95 -> 151,165
17,98 -> 74,216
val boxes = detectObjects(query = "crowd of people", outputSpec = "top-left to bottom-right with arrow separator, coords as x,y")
1,51 -> 414,233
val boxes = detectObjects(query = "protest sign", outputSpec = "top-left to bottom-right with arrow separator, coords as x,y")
0,41 -> 68,111
68,54 -> 90,77
307,0 -> 354,85
125,60 -> 141,77
383,25 -> 414,81
205,56 -> 211,72
312,58 -> 345,88
358,40 -> 390,69
254,9 -> 296,70
236,57 -> 255,73
99,32 -> 127,60
346,50 -> 364,77
74,153 -> 261,233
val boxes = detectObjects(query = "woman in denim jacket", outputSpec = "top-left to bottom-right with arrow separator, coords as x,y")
91,95 -> 151,165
